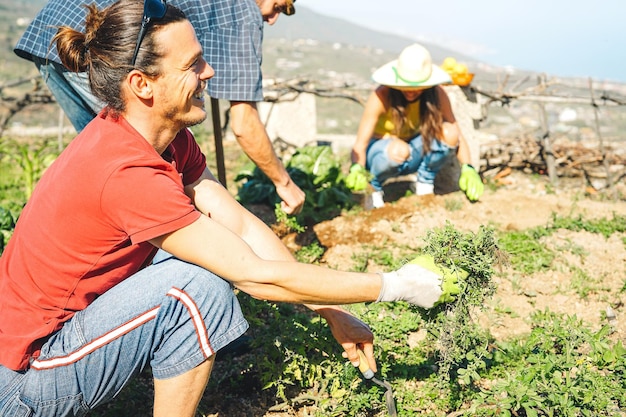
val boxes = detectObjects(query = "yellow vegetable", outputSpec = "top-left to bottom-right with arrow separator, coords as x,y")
442,57 -> 457,72
453,62 -> 468,75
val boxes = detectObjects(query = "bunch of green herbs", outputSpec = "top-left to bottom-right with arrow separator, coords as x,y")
416,222 -> 504,388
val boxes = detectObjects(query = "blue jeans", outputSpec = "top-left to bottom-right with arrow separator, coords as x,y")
33,57 -> 105,132
365,135 -> 456,191
0,257 -> 248,417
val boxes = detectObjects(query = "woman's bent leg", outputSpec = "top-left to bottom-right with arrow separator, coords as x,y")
415,139 -> 456,186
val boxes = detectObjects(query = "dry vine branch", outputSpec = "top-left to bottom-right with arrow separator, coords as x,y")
480,134 -> 625,189
264,78 -> 366,106
0,76 -> 41,93
0,91 -> 56,137
471,79 -> 626,108
0,77 -> 56,136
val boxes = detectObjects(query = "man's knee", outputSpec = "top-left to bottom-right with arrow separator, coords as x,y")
180,264 -> 235,306
155,260 -> 238,322
151,265 -> 247,376
386,139 -> 411,163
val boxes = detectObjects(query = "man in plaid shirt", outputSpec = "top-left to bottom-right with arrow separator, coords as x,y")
15,0 -> 305,215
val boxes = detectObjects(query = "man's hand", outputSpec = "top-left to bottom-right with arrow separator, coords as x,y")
310,306 -> 376,374
275,178 -> 305,215
229,101 -> 305,215
458,164 -> 484,201
345,163 -> 370,192
377,254 -> 465,308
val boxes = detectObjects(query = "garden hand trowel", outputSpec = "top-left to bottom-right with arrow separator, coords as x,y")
357,350 -> 398,417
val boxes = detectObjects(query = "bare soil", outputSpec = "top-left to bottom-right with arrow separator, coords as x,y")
311,173 -> 626,343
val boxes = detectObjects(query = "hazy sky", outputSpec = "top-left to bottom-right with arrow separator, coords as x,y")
297,0 -> 625,83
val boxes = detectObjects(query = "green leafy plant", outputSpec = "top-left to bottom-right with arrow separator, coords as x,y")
274,203 -> 305,234
81,211 -> 626,417
235,145 -> 356,225
235,294 -> 351,412
0,138 -> 59,255
294,241 -> 325,264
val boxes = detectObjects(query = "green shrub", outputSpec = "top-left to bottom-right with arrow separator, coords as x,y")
235,145 -> 356,225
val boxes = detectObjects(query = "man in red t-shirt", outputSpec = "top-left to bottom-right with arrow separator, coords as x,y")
0,1 -> 454,416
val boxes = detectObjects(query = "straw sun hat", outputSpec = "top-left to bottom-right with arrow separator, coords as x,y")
372,43 -> 451,90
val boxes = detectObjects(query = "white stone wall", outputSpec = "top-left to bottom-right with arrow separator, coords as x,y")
257,91 -> 317,148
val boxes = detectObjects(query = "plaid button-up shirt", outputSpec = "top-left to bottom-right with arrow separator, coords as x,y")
14,0 -> 264,102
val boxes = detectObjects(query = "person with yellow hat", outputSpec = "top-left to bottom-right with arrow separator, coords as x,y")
346,43 -> 483,208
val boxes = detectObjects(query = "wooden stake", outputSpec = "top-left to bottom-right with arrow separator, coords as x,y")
210,97 -> 227,187
588,77 -> 615,198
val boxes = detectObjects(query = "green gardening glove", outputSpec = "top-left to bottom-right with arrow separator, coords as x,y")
408,254 -> 466,305
458,164 -> 484,201
345,163 -> 370,192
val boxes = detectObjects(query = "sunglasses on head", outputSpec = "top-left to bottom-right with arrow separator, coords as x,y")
276,0 -> 296,16
130,0 -> 168,66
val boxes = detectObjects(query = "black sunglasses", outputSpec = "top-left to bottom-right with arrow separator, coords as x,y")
130,0 -> 168,66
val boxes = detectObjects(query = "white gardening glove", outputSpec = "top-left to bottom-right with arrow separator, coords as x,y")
377,263 -> 442,308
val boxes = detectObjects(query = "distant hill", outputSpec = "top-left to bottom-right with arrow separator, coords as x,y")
1,1 -> 486,92
264,6 -> 477,64
260,5 -> 490,96
0,0 -> 47,81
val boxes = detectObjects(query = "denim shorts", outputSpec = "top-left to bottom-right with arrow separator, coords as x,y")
366,135 -> 456,191
0,257 -> 248,417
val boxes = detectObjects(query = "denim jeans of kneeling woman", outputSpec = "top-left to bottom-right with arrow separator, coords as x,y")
365,134 -> 456,191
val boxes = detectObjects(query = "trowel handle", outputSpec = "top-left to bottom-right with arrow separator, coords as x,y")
357,349 -> 375,380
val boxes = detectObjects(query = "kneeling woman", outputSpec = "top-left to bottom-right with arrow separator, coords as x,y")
350,43 -> 483,208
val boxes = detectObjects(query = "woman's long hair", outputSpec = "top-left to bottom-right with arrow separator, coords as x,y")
52,0 -> 186,114
388,87 -> 443,154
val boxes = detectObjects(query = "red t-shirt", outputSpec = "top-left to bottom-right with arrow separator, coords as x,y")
0,112 -> 205,370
